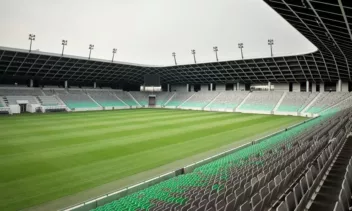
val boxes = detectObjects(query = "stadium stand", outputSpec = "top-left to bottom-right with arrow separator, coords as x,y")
0,88 -> 43,96
57,90 -> 100,110
90,109 -> 351,211
87,90 -> 127,108
180,92 -> 220,108
130,91 -> 149,106
276,92 -> 318,113
54,89 -> 69,95
154,92 -> 175,106
113,91 -> 139,106
308,135 -> 352,211
6,96 -> 39,105
130,91 -> 176,107
206,91 -> 250,110
165,92 -> 195,107
42,89 -> 56,96
37,96 -> 61,106
238,91 -> 283,112
306,92 -> 352,114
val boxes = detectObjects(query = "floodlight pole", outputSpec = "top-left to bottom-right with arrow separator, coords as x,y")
172,52 -> 177,65
238,43 -> 244,59
88,44 -> 94,60
61,40 -> 68,56
112,48 -> 117,62
213,46 -> 219,62
191,49 -> 196,64
268,39 -> 274,57
28,34 -> 36,53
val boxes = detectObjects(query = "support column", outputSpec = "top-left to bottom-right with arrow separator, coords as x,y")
306,81 -> 309,92
312,83 -> 316,92
320,82 -> 325,92
337,79 -> 342,92
186,84 -> 189,92
268,82 -> 271,91
64,80 -> 68,89
210,83 -> 213,91
167,84 -> 170,92
236,82 -> 240,91
94,82 -> 96,89
30,79 -> 33,87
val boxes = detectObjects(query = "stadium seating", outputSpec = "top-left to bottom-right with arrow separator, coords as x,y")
207,91 -> 250,110
277,92 -> 318,113
90,109 -> 349,211
0,88 -> 43,96
87,90 -> 127,107
154,92 -> 175,106
239,91 -> 283,112
42,89 -> 56,96
113,91 -> 139,106
37,96 -> 61,106
165,92 -> 195,107
308,135 -> 352,211
307,92 -> 352,114
130,91 -> 149,106
58,91 -> 99,109
180,92 -> 220,108
6,96 -> 39,105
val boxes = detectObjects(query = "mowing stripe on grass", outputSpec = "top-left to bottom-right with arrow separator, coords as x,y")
0,109 -> 305,211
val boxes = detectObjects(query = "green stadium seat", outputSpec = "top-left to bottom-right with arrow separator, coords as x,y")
90,112 -> 331,211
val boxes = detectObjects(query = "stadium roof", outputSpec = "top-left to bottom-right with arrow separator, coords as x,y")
0,46 -> 326,84
264,0 -> 352,82
1,0 -> 351,85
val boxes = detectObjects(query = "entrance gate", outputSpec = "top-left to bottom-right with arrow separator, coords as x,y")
19,104 -> 27,113
148,95 -> 156,107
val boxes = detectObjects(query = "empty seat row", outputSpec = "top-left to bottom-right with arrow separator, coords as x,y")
207,92 -> 249,110
180,92 -> 220,108
90,109 -> 349,211
37,96 -> 61,106
0,88 -> 43,96
307,92 -> 352,114
88,90 -> 127,107
239,92 -> 284,112
277,92 -> 318,113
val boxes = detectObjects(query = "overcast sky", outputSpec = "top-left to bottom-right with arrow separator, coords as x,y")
0,0 -> 317,66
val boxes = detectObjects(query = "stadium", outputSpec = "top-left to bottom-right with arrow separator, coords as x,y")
1,0 -> 352,211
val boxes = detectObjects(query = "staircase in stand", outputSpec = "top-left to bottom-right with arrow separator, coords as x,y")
273,91 -> 287,112
301,92 -> 322,113
308,137 -> 352,211
319,94 -> 352,114
235,92 -> 251,112
164,92 -> 176,106
86,94 -> 103,108
127,92 -> 142,107
177,93 -> 195,108
204,92 -> 222,109
36,96 -> 43,105
1,97 -> 8,107
54,95 -> 71,111
113,93 -> 129,106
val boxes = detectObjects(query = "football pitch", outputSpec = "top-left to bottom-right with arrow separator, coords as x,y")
0,109 -> 306,211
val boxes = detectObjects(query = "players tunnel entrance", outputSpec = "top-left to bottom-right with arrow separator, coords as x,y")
149,95 -> 156,107
19,104 -> 27,113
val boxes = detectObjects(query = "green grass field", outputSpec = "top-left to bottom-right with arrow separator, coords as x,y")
0,109 -> 306,211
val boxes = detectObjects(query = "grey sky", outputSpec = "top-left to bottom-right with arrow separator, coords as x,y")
0,0 -> 316,66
